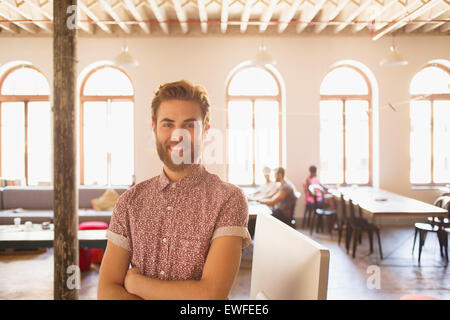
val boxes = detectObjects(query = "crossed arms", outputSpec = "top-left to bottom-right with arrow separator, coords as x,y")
97,235 -> 243,300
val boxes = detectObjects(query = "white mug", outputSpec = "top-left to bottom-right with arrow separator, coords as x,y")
14,217 -> 21,226
25,221 -> 32,230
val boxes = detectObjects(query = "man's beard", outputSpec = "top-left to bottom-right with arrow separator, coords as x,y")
155,137 -> 202,172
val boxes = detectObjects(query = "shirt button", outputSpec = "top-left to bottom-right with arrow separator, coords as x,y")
162,238 -> 167,243
167,206 -> 172,211
171,184 -> 176,188
160,270 -> 165,275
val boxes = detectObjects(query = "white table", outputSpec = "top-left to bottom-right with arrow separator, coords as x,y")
0,224 -> 107,250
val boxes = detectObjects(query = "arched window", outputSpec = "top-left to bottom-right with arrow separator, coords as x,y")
226,65 -> 282,185
0,63 -> 51,186
410,61 -> 450,185
320,64 -> 373,185
80,64 -> 134,186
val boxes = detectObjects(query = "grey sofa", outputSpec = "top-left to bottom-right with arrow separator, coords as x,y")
0,186 -> 127,225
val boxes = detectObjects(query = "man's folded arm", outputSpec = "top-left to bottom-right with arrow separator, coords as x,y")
97,240 -> 142,300
126,235 -> 243,300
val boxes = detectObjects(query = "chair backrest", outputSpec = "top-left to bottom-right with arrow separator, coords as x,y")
434,196 -> 447,208
340,194 -> 348,220
442,197 -> 450,218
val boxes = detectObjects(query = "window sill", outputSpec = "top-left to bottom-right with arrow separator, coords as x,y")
411,185 -> 450,192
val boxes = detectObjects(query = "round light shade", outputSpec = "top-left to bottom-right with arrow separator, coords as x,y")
114,46 -> 139,67
380,46 -> 408,67
252,44 -> 276,66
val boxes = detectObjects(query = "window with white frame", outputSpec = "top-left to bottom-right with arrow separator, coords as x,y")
226,66 -> 282,185
320,64 -> 373,185
410,62 -> 450,185
0,64 -> 51,186
80,65 -> 134,186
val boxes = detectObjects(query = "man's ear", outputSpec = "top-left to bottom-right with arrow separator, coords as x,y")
152,121 -> 156,133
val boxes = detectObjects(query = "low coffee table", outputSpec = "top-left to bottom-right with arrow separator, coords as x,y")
0,224 -> 107,250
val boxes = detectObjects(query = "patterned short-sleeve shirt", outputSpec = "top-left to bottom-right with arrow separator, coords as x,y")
107,164 -> 251,281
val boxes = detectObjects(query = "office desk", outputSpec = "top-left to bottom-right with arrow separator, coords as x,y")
0,224 -> 107,250
329,187 -> 448,218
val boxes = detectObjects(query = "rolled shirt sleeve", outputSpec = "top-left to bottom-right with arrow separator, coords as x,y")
106,191 -> 131,251
211,188 -> 252,249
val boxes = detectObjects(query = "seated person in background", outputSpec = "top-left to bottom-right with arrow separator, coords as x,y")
248,166 -> 279,201
305,165 -> 329,209
258,167 -> 298,225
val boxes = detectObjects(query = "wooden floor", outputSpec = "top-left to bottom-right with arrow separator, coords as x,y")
0,226 -> 449,300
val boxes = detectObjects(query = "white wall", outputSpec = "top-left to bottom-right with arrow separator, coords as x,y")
0,35 -> 448,222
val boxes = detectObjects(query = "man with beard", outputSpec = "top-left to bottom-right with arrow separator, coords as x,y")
97,80 -> 251,300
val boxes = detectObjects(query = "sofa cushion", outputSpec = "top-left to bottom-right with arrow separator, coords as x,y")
79,186 -> 127,209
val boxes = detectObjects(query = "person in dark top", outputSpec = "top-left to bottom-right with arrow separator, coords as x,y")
258,167 -> 298,225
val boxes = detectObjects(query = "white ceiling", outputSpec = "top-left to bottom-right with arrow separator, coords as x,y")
0,0 -> 448,39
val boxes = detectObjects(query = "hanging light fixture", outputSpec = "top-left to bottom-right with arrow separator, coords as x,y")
252,39 -> 276,66
380,36 -> 408,67
114,39 -> 139,68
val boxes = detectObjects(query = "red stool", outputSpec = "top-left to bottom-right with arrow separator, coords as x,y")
78,221 -> 109,271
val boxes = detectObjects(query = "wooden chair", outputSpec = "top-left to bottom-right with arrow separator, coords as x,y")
309,184 -> 337,237
337,194 -> 352,251
302,182 -> 314,229
412,196 -> 450,263
346,199 -> 383,259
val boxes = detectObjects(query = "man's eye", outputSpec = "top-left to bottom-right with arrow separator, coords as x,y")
162,123 -> 173,128
186,123 -> 195,128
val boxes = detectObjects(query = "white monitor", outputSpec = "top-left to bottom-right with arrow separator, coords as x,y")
250,213 -> 330,300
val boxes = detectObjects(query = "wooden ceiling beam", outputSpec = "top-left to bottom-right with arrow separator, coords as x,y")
405,5 -> 449,32
315,0 -> 351,33
334,0 -> 371,34
3,0 -> 51,32
278,0 -> 302,33
372,0 -> 440,40
297,0 -> 327,33
221,0 -> 230,33
172,0 -> 188,33
0,5 -> 35,33
260,0 -> 278,32
197,0 -> 208,33
124,0 -> 150,33
78,1 -> 112,33
147,0 -> 169,34
99,0 -> 131,33
240,0 -> 256,33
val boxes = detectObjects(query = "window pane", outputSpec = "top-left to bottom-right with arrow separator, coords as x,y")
433,100 -> 450,183
228,100 -> 252,185
110,101 -> 134,185
320,100 -> 343,184
84,102 -> 108,185
410,100 -> 431,183
83,67 -> 133,96
320,67 -> 369,95
345,100 -> 369,184
1,102 -> 25,183
254,100 -> 279,185
228,67 -> 278,96
410,66 -> 449,95
1,67 -> 50,95
28,102 -> 52,186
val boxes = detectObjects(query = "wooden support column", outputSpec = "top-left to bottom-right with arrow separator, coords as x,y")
53,0 -> 79,300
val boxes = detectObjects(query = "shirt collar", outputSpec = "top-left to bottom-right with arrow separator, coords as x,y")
158,164 -> 205,191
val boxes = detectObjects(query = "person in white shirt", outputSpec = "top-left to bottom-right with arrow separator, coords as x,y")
248,166 -> 279,201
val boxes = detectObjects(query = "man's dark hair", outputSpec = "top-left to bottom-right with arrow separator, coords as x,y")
276,167 -> 285,178
309,165 -> 317,174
